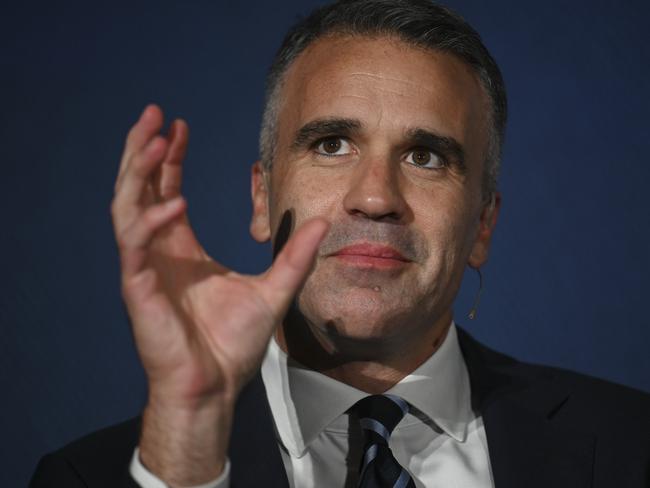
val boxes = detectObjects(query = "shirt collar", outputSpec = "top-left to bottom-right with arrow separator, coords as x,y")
261,321 -> 473,458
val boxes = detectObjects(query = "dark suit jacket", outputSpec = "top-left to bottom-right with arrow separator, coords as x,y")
30,328 -> 650,487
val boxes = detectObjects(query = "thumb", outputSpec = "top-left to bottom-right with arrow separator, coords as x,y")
260,217 -> 329,317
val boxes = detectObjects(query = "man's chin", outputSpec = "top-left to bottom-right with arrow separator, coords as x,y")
313,320 -> 418,360
302,300 -> 416,343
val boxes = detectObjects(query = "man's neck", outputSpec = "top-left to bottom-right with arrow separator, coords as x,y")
274,308 -> 453,394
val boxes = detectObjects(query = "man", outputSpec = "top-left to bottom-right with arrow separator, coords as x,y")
31,0 -> 650,487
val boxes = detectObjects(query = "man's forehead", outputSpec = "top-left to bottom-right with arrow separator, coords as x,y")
275,34 -> 489,158
285,36 -> 475,90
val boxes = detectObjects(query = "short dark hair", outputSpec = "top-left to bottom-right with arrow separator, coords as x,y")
259,0 -> 507,198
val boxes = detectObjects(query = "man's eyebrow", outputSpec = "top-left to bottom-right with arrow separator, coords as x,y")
291,118 -> 362,150
405,127 -> 466,170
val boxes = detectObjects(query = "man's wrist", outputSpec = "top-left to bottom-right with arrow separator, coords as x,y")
139,395 -> 235,486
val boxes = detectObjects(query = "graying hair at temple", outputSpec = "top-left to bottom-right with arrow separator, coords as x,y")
258,0 -> 508,200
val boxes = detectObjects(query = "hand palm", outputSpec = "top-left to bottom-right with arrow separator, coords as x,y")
112,105 -> 327,407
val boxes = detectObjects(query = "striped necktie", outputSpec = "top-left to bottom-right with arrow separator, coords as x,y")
352,394 -> 416,488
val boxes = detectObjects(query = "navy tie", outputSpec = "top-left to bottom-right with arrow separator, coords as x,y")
352,394 -> 416,488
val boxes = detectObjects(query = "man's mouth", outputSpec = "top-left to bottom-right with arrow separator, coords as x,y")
329,243 -> 411,269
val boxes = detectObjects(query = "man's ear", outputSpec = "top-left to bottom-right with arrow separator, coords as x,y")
250,161 -> 271,243
468,192 -> 501,268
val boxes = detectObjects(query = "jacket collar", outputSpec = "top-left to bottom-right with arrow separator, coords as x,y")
457,327 -> 596,488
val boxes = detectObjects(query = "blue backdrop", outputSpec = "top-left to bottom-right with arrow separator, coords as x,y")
2,1 -> 649,485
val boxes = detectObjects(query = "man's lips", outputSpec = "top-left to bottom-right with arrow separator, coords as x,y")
329,243 -> 411,269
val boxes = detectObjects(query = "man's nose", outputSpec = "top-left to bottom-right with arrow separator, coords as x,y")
342,157 -> 408,222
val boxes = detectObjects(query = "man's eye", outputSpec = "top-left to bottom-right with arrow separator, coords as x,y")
405,149 -> 444,169
314,137 -> 352,156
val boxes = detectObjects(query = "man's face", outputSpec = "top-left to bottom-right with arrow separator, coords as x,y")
251,35 -> 498,350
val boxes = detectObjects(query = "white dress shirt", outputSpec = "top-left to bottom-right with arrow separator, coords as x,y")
130,322 -> 494,487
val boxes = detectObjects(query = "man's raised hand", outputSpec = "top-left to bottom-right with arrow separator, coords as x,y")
110,105 -> 328,485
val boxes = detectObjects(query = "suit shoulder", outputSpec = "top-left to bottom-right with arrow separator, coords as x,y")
457,327 -> 650,430
542,365 -> 650,420
31,417 -> 141,488
499,352 -> 650,439
498,349 -> 650,427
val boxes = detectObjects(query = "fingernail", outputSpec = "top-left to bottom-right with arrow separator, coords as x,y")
140,104 -> 156,120
166,196 -> 184,208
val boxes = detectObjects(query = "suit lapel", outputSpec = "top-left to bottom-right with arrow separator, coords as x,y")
457,328 -> 596,488
229,372 -> 290,488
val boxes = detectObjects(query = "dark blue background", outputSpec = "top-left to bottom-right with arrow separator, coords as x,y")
2,1 -> 649,485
